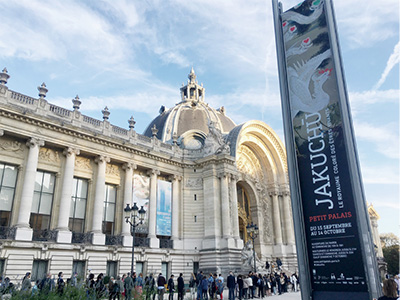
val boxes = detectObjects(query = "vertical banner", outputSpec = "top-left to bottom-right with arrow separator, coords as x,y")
273,0 -> 381,299
156,179 -> 172,236
133,174 -> 150,233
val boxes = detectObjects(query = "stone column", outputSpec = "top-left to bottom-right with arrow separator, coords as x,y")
370,217 -> 383,257
15,138 -> 45,241
281,187 -> 295,245
91,155 -> 110,245
122,162 -> 136,247
170,175 -> 183,249
220,172 -> 234,248
270,187 -> 283,245
230,174 -> 242,248
147,169 -> 160,248
56,147 -> 80,243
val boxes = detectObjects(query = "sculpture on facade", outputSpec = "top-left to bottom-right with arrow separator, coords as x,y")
241,241 -> 264,272
204,121 -> 230,155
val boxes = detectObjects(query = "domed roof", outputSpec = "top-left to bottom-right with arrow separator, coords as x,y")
143,68 -> 236,149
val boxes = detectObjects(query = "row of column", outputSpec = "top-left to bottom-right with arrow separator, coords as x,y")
13,137 -> 182,248
270,186 -> 295,245
219,172 -> 240,246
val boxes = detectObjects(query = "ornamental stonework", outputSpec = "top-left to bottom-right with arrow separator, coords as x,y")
0,138 -> 24,154
75,156 -> 92,171
106,163 -> 120,178
39,147 -> 60,164
185,178 -> 202,188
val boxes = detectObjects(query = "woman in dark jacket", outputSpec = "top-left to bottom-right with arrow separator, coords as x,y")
257,274 -> 264,298
237,275 -> 244,300
167,275 -> 175,300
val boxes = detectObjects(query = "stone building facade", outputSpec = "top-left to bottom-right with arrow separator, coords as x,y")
0,67 -> 306,282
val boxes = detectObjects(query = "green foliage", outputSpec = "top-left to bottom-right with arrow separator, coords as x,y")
9,285 -> 87,300
383,244 -> 400,275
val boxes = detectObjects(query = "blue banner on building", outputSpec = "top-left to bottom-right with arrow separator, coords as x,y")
156,179 -> 172,236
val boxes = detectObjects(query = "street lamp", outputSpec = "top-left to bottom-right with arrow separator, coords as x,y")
124,203 -> 146,275
246,222 -> 259,272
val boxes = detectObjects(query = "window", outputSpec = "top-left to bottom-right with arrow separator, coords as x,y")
72,260 -> 86,279
193,262 -> 199,274
136,262 -> 144,275
69,178 -> 88,233
0,259 -> 5,277
106,261 -> 117,278
32,260 -> 48,281
0,163 -> 18,227
161,262 -> 169,279
30,171 -> 55,231
102,184 -> 116,235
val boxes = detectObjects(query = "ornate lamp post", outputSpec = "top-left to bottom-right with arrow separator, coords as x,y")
246,222 -> 259,272
124,203 -> 146,275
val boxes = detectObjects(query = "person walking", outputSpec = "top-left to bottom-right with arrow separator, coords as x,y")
177,273 -> 185,300
157,273 -> 166,300
227,272 -> 236,300
168,275 -> 175,300
86,273 -> 96,300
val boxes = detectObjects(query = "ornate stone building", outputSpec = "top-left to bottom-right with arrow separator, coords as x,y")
0,67 -> 296,281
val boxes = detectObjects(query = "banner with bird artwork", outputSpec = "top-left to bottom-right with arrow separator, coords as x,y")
273,0 -> 380,299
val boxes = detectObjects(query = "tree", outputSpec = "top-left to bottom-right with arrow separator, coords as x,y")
380,233 -> 400,275
380,233 -> 400,248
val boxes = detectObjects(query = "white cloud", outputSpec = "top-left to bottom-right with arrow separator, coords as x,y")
354,121 -> 399,159
374,41 -> 400,90
361,164 -> 399,185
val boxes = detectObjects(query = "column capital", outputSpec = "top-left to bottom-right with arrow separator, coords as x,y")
95,155 -> 110,164
63,147 -> 80,157
169,174 -> 182,182
230,174 -> 239,182
147,169 -> 160,177
26,138 -> 45,149
268,184 -> 279,196
122,162 -> 137,171
218,172 -> 230,179
280,185 -> 290,196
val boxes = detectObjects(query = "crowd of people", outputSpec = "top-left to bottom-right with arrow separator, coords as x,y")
0,268 -> 299,300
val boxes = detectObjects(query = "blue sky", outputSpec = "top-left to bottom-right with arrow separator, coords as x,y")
0,0 -> 398,236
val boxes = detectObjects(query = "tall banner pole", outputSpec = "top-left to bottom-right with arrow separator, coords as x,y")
272,0 -> 382,299
272,1 -> 313,299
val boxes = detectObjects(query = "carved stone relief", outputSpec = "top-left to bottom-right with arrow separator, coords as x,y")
75,157 -> 92,171
38,147 -> 60,164
106,163 -> 120,178
262,197 -> 273,243
0,139 -> 24,154
236,145 -> 264,183
185,178 -> 202,188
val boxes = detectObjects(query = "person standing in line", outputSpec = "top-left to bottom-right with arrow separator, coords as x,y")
57,272 -> 65,295
189,273 -> 196,300
216,279 -> 224,300
86,273 -> 96,300
196,271 -> 203,300
256,274 -> 264,298
177,273 -> 185,300
201,275 -> 209,300
168,275 -> 175,300
157,273 -> 166,300
208,273 -> 215,300
394,275 -> 400,296
378,279 -> 399,300
21,272 -> 32,292
227,271 -> 236,300
250,272 -> 257,299
124,273 -> 134,300
242,275 -> 250,299
237,275 -> 244,300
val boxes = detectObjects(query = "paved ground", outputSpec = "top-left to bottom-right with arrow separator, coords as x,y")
218,290 -> 302,300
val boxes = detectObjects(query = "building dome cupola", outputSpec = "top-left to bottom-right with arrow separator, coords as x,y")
180,67 -> 205,104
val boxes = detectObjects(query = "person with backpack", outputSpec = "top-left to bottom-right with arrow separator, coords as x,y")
157,273 -> 167,300
201,275 -> 209,300
21,272 -> 32,293
167,274 -> 175,300
145,273 -> 157,300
